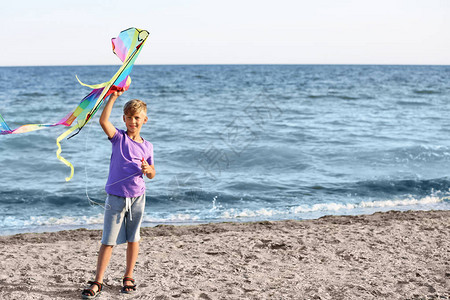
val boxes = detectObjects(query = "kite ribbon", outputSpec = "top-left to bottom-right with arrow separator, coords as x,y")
56,125 -> 79,181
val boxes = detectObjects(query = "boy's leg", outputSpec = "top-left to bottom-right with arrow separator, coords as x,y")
84,244 -> 113,295
95,244 -> 114,283
122,194 -> 145,291
125,241 -> 139,277
123,241 -> 139,291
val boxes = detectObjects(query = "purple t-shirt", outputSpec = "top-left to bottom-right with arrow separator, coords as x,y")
105,129 -> 153,198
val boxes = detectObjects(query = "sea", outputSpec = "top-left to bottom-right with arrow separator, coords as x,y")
0,64 -> 449,235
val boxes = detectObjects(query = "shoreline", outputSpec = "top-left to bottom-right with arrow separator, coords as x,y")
0,210 -> 449,299
2,205 -> 448,237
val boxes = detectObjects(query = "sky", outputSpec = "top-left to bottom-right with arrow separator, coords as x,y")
0,0 -> 449,66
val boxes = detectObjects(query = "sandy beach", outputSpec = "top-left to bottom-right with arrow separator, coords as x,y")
0,210 -> 448,300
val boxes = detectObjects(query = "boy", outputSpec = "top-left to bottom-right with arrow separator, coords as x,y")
81,91 -> 155,299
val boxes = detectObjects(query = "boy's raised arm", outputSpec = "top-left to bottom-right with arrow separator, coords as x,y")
99,91 -> 123,138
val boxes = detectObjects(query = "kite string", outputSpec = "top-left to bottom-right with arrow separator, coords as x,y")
105,171 -> 143,187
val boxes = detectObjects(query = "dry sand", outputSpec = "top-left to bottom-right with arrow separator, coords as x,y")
0,210 -> 449,300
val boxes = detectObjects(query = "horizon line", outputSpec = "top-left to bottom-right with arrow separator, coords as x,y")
1,62 -> 449,68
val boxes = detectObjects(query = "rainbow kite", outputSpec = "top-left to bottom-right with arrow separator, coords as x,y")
0,27 -> 149,181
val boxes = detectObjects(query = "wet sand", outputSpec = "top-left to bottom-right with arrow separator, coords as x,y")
0,210 -> 449,299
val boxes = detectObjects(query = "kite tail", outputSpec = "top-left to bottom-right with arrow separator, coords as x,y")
76,75 -> 110,89
56,125 -> 79,181
0,112 -> 12,133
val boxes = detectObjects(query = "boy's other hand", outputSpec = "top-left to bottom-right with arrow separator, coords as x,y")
141,158 -> 151,173
141,158 -> 155,179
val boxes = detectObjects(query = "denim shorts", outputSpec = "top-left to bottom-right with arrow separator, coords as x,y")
101,193 -> 146,245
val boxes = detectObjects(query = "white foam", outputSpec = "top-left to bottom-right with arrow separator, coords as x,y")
359,195 -> 443,208
219,195 -> 446,220
143,213 -> 200,223
0,213 -> 104,229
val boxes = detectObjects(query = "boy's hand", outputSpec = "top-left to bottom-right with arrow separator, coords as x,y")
141,158 -> 155,179
111,91 -> 124,98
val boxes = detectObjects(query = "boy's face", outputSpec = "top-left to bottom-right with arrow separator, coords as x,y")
123,110 -> 148,134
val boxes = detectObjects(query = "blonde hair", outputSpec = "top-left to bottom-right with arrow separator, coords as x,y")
123,99 -> 147,116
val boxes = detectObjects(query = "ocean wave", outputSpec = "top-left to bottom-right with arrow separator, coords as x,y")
220,195 -> 447,220
0,190 -> 88,206
314,178 -> 450,201
0,194 -> 448,235
144,213 -> 201,223
413,89 -> 441,95
396,100 -> 432,106
336,95 -> 359,100
17,92 -> 47,97
294,195 -> 445,213
0,213 -> 104,231
391,145 -> 450,163
307,94 -> 328,99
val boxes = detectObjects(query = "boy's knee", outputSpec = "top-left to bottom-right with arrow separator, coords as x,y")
127,241 -> 140,247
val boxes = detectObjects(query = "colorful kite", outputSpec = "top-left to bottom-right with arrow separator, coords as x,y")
0,27 -> 149,181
